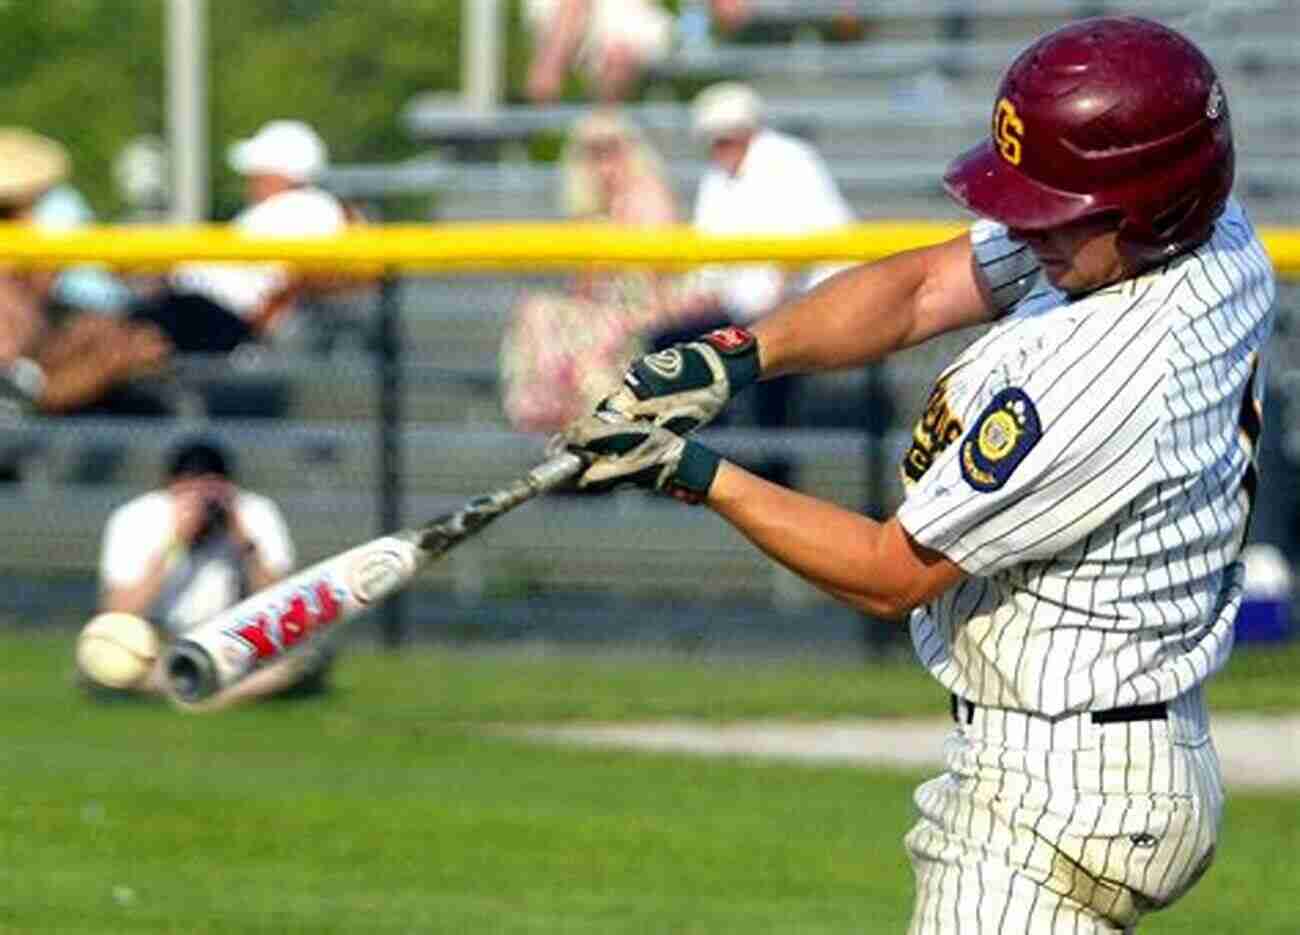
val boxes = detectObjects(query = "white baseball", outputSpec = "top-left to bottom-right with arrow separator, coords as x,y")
76,612 -> 161,690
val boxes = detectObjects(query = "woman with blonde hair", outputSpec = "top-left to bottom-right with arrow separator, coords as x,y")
501,109 -> 684,432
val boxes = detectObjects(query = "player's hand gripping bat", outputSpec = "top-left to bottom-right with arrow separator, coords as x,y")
163,452 -> 583,705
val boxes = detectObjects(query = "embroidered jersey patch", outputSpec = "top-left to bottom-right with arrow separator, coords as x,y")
901,375 -> 963,487
960,387 -> 1041,492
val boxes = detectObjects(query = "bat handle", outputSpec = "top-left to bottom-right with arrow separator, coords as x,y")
527,451 -> 584,493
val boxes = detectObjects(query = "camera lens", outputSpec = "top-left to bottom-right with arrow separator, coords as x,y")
201,498 -> 228,534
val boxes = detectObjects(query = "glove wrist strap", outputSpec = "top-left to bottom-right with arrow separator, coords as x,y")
666,441 -> 721,504
701,326 -> 761,394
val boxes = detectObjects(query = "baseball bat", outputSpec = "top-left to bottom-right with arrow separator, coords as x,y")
163,451 -> 583,704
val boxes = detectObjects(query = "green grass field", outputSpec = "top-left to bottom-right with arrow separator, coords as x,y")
2,630 -> 1297,933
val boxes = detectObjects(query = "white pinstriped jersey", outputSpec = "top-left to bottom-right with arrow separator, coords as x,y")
896,198 -> 1277,716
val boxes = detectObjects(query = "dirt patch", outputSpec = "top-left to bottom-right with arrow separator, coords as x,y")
517,713 -> 1300,789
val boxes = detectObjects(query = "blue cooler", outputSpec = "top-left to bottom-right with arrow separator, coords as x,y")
1235,544 -> 1293,644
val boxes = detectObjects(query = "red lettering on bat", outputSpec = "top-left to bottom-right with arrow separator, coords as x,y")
313,579 -> 341,623
280,594 -> 310,647
227,577 -> 345,660
234,613 -> 278,659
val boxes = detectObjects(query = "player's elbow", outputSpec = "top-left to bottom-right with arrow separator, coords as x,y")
874,595 -> 920,622
836,587 -> 920,623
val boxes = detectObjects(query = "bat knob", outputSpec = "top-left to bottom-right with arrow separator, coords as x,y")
165,639 -> 220,702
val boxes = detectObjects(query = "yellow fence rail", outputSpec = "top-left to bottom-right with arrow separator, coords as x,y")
2,221 -> 1300,276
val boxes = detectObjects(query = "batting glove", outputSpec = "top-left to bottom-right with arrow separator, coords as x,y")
602,326 -> 760,435
559,409 -> 722,503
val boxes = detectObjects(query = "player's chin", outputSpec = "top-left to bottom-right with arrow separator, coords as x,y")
1039,259 -> 1070,284
1043,265 -> 1091,297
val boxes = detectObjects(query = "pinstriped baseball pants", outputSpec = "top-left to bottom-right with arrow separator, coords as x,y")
904,687 -> 1223,933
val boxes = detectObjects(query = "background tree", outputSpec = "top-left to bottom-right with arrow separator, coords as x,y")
0,0 -> 531,219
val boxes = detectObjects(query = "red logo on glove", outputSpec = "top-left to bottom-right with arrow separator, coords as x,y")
703,327 -> 755,355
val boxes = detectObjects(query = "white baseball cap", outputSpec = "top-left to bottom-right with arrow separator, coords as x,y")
0,128 -> 69,203
690,82 -> 763,141
228,119 -> 327,182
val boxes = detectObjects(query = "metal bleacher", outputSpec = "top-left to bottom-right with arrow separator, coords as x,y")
393,1 -> 1299,225
2,0 -> 1296,641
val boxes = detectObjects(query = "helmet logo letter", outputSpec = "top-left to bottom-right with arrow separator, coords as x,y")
994,99 -> 1024,166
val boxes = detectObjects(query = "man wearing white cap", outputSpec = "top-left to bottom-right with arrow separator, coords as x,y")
0,127 -> 171,422
689,82 -> 854,326
138,119 -> 347,351
669,83 -> 854,466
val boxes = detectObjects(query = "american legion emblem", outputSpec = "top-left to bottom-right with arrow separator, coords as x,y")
960,387 -> 1042,492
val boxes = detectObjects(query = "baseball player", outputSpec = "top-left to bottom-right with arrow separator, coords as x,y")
557,16 -> 1277,933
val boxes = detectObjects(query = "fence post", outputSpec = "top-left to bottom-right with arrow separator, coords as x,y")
376,271 -> 406,648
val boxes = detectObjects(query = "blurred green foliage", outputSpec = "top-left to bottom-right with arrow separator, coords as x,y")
0,0 -> 531,220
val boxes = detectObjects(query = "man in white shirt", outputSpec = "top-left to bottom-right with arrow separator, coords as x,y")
134,120 -> 348,352
671,83 -> 855,475
95,434 -> 330,706
690,82 -> 855,326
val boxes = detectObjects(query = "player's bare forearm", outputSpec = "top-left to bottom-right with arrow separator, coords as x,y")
705,461 -> 964,619
752,233 -> 993,377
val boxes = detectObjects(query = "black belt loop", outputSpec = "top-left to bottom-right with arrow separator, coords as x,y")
951,696 -> 1167,725
1090,702 -> 1168,724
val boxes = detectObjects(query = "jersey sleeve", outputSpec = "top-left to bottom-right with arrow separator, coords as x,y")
235,493 -> 296,575
897,307 -> 1168,577
971,219 -> 1039,317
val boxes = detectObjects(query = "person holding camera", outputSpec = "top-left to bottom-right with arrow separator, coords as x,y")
94,434 -> 328,706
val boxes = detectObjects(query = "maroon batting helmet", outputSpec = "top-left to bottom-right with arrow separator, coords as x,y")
944,16 -> 1233,261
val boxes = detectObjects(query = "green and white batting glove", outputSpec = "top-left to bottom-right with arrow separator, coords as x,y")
603,326 -> 760,435
560,410 -> 723,503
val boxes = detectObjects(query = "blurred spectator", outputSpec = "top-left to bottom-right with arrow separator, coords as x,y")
501,109 -> 685,431
113,134 -> 170,223
524,1 -> 757,102
707,0 -> 752,35
687,82 -> 855,327
94,434 -> 333,707
132,119 -> 352,353
674,82 -> 858,482
524,0 -> 675,104
0,128 -> 172,421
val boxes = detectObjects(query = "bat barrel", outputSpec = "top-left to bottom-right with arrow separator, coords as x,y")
165,639 -> 220,702
158,455 -> 577,710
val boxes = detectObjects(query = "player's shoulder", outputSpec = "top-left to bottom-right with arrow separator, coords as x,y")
1210,196 -> 1257,244
1188,197 -> 1275,286
968,219 -> 1040,316
961,278 -> 1166,394
1102,197 -> 1275,335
